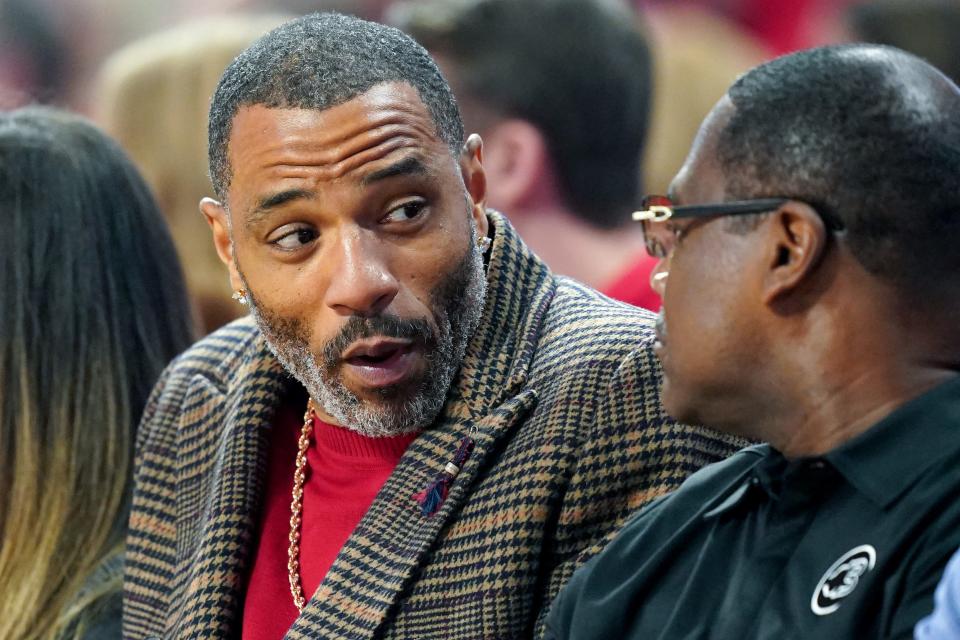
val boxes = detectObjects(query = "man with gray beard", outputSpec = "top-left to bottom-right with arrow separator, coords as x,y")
123,13 -> 743,640
248,223 -> 485,438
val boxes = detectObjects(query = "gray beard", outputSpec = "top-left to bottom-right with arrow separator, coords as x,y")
245,231 -> 487,438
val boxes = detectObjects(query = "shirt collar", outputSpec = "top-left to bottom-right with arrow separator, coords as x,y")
702,446 -> 839,520
823,375 -> 960,509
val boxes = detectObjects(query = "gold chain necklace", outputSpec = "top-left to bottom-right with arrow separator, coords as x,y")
286,399 -> 476,611
287,399 -> 316,612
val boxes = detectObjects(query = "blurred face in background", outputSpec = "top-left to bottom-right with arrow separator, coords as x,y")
204,82 -> 489,437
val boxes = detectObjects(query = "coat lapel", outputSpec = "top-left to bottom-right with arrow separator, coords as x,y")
170,333 -> 288,638
287,212 -> 556,639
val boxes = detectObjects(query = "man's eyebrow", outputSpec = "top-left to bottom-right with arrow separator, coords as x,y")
361,156 -> 429,186
246,188 -> 313,229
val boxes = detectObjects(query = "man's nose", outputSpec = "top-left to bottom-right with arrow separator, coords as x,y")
649,257 -> 669,297
323,229 -> 399,317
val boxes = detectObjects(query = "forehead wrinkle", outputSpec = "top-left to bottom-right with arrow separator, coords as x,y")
263,135 -> 422,184
263,119 -> 442,184
227,90 -> 449,209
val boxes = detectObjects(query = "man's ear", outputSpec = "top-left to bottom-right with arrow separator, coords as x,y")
200,197 -> 245,293
478,119 -> 554,212
762,201 -> 829,305
460,134 -> 489,238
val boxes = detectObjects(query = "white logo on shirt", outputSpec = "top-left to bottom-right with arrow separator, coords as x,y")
811,544 -> 877,616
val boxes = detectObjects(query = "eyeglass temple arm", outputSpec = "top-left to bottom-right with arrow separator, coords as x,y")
632,198 -> 789,222
631,206 -> 673,222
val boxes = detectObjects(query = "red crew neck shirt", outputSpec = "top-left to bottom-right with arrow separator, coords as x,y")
242,399 -> 419,639
601,253 -> 661,311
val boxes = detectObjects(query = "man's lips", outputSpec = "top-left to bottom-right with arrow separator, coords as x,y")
340,338 -> 419,388
653,336 -> 666,359
653,313 -> 667,355
653,311 -> 667,346
341,337 -> 413,361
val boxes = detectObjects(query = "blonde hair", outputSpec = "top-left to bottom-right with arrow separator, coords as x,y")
97,14 -> 289,334
642,6 -> 765,194
0,107 -> 193,639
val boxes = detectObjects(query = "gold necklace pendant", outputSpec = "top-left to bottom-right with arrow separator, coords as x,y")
287,399 -> 316,612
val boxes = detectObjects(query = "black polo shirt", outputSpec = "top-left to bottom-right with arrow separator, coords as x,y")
545,375 -> 960,640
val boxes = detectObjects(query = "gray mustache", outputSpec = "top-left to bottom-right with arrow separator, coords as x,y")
321,314 -> 433,369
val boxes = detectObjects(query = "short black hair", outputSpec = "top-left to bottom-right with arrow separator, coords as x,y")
208,12 -> 464,200
395,0 -> 652,229
718,44 -> 960,292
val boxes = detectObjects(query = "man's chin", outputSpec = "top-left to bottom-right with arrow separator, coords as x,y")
313,371 -> 443,435
659,377 -> 695,425
348,381 -> 420,404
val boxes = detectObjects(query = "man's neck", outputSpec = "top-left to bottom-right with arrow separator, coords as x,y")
508,206 -> 648,290
744,257 -> 960,459
767,298 -> 960,458
773,364 -> 958,459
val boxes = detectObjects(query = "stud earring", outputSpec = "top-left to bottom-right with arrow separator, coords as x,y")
478,236 -> 492,252
232,289 -> 248,306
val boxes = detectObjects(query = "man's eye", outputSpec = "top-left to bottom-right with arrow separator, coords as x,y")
381,200 -> 427,223
269,226 -> 317,251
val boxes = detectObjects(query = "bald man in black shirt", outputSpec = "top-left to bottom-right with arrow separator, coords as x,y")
546,44 -> 960,640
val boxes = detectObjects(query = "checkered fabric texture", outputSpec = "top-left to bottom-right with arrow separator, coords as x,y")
123,211 -> 745,639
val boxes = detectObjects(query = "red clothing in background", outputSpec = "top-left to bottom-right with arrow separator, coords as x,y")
602,254 -> 661,311
242,399 -> 419,639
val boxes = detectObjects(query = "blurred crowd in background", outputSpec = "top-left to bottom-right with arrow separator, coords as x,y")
3,0 -> 958,335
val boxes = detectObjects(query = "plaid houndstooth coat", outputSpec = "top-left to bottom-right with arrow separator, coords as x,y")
123,212 -> 743,639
